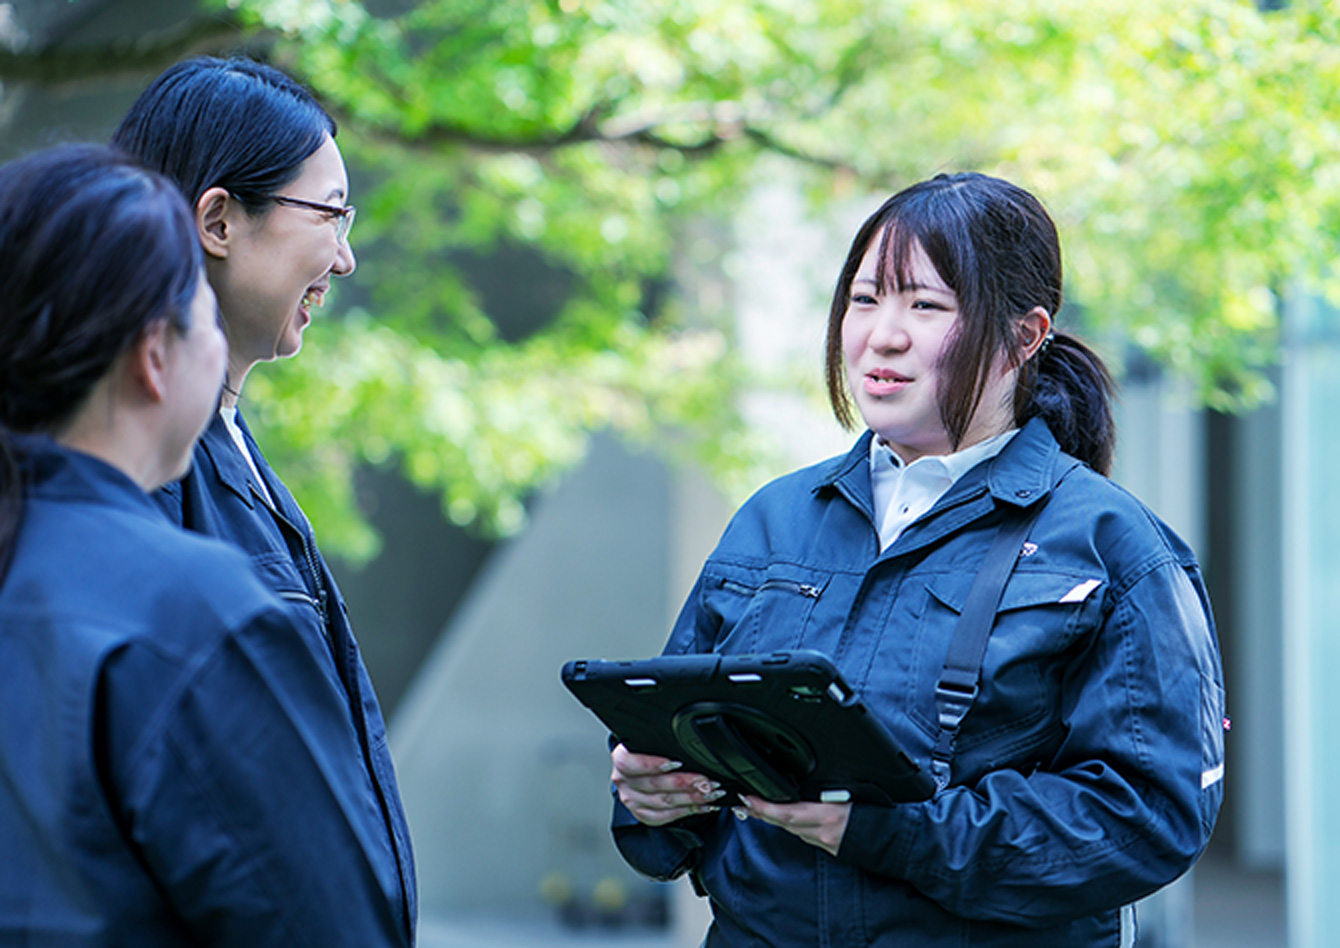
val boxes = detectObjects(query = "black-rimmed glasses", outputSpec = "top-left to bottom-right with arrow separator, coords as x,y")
269,194 -> 356,243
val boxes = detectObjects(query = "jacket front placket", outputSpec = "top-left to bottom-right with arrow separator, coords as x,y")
816,419 -> 1065,717
818,446 -> 1000,691
796,432 -> 1054,945
206,413 -> 418,941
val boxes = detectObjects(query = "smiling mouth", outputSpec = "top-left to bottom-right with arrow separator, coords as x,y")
864,370 -> 911,396
301,288 -> 326,311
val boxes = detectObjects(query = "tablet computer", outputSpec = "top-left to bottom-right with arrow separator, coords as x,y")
561,649 -> 934,805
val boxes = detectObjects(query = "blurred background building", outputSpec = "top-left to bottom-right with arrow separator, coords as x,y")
3,2 -> 1333,946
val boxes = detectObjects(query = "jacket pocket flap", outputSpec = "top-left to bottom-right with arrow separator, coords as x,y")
249,550 -> 312,600
927,570 -> 1104,615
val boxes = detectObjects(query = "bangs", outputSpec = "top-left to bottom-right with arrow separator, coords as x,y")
826,171 -> 1072,447
869,215 -> 961,299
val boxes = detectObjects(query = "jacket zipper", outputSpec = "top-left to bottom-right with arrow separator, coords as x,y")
722,577 -> 822,599
299,532 -> 329,623
280,589 -> 319,608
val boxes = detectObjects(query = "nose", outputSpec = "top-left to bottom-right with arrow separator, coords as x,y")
866,302 -> 911,352
331,237 -> 356,278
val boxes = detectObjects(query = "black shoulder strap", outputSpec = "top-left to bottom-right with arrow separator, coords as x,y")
929,496 -> 1050,791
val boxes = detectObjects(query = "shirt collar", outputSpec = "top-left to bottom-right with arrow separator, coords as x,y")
869,428 -> 1019,483
816,416 -> 1065,506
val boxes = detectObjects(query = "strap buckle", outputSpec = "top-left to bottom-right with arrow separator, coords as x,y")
930,679 -> 978,791
934,677 -> 979,732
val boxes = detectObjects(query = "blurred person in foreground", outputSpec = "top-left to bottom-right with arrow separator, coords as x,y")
609,172 -> 1225,947
0,144 -> 409,946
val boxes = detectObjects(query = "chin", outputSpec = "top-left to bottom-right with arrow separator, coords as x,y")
171,453 -> 196,483
275,330 -> 306,360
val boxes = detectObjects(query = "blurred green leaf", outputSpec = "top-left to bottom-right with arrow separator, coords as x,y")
208,0 -> 1338,559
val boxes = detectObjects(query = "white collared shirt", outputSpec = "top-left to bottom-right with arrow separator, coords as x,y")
870,429 -> 1018,550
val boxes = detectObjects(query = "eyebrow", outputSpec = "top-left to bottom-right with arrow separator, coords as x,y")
853,276 -> 952,294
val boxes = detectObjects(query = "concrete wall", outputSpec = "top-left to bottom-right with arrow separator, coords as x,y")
390,434 -> 730,925
1282,293 -> 1340,948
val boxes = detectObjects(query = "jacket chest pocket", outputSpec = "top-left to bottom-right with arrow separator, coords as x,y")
702,564 -> 830,655
906,570 -> 1104,759
250,552 -> 329,639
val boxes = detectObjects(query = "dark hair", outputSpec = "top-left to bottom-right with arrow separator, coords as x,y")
0,144 -> 202,579
824,172 -> 1116,474
110,56 -> 336,214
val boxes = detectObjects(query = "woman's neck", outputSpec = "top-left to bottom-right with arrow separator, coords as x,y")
56,386 -> 164,491
221,356 -> 256,409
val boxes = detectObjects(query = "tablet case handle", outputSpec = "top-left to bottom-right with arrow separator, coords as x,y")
930,496 -> 1051,792
672,702 -> 815,802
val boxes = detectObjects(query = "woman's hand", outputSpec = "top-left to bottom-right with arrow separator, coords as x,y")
735,795 -> 851,857
611,744 -> 725,826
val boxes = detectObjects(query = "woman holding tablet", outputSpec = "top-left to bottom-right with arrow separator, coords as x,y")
609,172 -> 1225,946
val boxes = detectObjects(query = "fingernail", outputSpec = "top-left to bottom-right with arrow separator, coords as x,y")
659,761 -> 684,773
733,807 -> 749,821
704,789 -> 726,801
693,780 -> 721,795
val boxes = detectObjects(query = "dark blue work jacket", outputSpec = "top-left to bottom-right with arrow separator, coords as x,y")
156,411 -> 416,942
613,418 -> 1225,947
0,438 -> 409,946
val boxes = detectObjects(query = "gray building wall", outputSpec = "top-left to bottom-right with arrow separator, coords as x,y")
390,434 -> 729,925
1281,293 -> 1340,947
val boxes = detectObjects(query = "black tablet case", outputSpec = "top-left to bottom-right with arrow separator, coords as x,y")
561,649 -> 934,805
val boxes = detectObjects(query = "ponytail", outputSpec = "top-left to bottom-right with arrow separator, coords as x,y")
1016,330 -> 1116,476
825,174 -> 1120,475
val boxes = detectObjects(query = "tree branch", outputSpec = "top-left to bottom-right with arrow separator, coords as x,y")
336,99 -> 859,175
0,15 -> 250,86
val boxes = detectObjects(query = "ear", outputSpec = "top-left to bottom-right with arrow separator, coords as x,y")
1017,306 -> 1052,361
125,320 -> 173,404
196,187 -> 234,260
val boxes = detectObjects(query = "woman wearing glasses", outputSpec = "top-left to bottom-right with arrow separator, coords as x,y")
0,143 -> 406,946
111,58 -> 415,943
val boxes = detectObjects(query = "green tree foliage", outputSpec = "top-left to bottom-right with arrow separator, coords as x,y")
213,0 -> 1339,559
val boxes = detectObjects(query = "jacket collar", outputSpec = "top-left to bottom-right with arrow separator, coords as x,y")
198,411 -> 257,507
197,408 -> 310,532
197,408 -> 297,517
812,429 -> 877,519
979,415 -> 1064,507
813,416 -> 1066,510
17,434 -> 164,522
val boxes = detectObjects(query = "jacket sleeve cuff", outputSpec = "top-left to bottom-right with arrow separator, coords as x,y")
611,791 -> 717,883
836,801 -> 918,879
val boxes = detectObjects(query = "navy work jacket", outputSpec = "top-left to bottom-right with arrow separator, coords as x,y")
0,438 -> 410,946
613,418 -> 1226,947
155,411 -> 416,943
